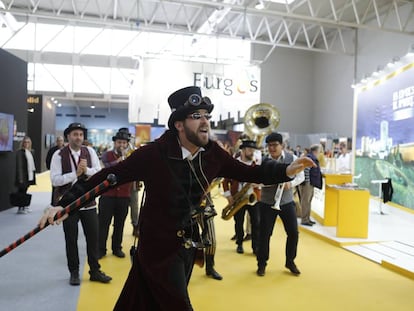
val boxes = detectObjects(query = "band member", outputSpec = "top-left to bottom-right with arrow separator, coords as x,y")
98,130 -> 133,258
49,123 -> 112,285
223,140 -> 260,254
256,132 -> 305,277
41,86 -> 315,310
197,188 -> 222,280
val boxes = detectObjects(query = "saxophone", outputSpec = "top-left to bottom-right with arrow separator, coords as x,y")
221,183 -> 257,220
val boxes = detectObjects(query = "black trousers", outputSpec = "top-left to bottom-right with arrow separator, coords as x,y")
98,196 -> 130,254
256,201 -> 298,268
62,208 -> 100,274
167,234 -> 197,310
234,203 -> 260,251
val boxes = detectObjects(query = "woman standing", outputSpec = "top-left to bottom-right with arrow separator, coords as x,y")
15,136 -> 36,214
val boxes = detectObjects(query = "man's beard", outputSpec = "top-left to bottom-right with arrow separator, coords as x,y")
183,124 -> 209,147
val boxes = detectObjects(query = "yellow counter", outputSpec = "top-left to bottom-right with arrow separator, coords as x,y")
323,174 -> 353,226
334,187 -> 370,238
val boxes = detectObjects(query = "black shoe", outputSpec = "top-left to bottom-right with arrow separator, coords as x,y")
230,234 -> 236,241
90,270 -> 112,283
69,271 -> 80,286
301,222 -> 313,226
243,234 -> 252,241
236,245 -> 244,254
285,262 -> 301,275
206,268 -> 223,281
257,266 -> 265,276
113,250 -> 126,258
309,220 -> 316,224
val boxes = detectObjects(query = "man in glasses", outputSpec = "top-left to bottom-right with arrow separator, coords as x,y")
41,86 -> 315,311
49,123 -> 112,285
255,132 -> 305,277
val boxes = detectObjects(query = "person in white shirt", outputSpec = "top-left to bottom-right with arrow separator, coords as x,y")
50,123 -> 112,286
256,132 -> 305,277
336,142 -> 351,172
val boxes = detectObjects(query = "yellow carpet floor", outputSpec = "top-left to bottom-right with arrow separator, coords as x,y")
33,172 -> 414,311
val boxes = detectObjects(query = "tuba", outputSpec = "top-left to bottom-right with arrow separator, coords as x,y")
221,103 -> 280,220
244,103 -> 281,146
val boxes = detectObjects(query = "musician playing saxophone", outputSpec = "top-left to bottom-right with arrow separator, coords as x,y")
222,140 -> 261,255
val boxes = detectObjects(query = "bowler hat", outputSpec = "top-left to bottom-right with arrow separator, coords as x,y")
112,131 -> 130,142
265,132 -> 283,144
240,140 -> 258,149
64,123 -> 87,138
167,86 -> 214,129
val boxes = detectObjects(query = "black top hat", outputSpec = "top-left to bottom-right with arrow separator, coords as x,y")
64,123 -> 87,138
167,86 -> 214,129
112,131 -> 130,142
118,127 -> 131,137
265,132 -> 283,144
240,140 -> 258,149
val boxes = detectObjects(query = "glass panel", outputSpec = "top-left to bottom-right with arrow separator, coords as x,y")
32,64 -> 66,92
43,26 -> 74,53
73,66 -> 104,94
3,23 -> 35,50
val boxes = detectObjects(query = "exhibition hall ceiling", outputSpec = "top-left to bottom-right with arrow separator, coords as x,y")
1,0 -> 414,110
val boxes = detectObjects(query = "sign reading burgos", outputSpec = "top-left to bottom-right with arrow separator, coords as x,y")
128,59 -> 261,125
193,72 -> 259,96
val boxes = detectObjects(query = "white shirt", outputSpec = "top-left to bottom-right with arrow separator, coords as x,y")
336,152 -> 351,172
50,146 -> 101,187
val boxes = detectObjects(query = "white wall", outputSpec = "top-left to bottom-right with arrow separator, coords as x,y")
253,45 -> 314,134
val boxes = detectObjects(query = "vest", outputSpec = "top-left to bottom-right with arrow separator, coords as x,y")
260,152 -> 294,206
101,150 -> 132,198
53,146 -> 95,207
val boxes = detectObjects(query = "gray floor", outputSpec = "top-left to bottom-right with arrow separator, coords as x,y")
0,192 -> 86,311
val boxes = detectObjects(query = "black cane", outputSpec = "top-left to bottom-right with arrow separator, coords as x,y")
0,174 -> 117,258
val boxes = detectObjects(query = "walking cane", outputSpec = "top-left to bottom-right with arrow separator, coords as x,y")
0,174 -> 117,258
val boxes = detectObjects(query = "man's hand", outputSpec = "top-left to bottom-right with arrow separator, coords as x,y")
77,159 -> 87,176
286,157 -> 316,177
38,206 -> 69,229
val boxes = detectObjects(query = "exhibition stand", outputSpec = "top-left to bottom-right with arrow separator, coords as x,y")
312,173 -> 370,238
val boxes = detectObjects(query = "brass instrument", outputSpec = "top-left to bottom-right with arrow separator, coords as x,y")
244,103 -> 281,146
221,183 -> 257,220
220,103 -> 280,220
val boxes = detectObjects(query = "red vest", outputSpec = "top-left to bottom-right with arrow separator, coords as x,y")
53,146 -> 95,207
100,150 -> 132,198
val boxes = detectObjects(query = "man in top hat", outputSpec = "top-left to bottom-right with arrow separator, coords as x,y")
41,87 -> 315,310
223,139 -> 261,255
98,130 -> 133,259
118,127 -> 142,236
49,122 -> 112,285
256,132 -> 305,277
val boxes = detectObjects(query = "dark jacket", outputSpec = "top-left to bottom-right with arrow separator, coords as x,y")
45,145 -> 61,170
58,130 -> 292,311
307,152 -> 322,190
15,149 -> 36,188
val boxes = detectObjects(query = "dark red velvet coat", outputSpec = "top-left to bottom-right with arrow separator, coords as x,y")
61,130 -> 291,311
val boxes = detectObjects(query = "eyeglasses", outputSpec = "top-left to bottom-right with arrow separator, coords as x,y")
187,112 -> 212,120
184,94 -> 212,108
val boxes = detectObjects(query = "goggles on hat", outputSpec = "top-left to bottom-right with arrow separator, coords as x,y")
184,94 -> 212,108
